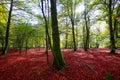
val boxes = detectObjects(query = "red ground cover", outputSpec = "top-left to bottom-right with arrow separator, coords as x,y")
0,48 -> 120,80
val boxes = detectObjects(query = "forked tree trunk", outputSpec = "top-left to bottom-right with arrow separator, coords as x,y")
40,0 -> 52,64
50,0 -> 65,70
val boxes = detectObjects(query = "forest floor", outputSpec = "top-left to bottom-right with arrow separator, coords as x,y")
0,48 -> 120,80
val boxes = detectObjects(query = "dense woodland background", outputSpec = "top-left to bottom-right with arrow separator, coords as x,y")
0,0 -> 120,69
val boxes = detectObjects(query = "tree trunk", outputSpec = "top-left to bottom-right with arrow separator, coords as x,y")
67,0 -> 77,51
65,17 -> 68,49
83,25 -> 86,48
25,38 -> 28,54
76,27 -> 78,47
50,0 -> 65,70
84,6 -> 89,51
45,35 -> 49,63
65,32 -> 68,49
108,0 -> 116,54
70,17 -> 77,51
40,0 -> 53,64
2,0 -> 13,55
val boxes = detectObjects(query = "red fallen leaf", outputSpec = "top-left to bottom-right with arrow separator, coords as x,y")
0,48 -> 120,80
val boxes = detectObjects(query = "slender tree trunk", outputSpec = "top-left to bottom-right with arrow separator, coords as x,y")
2,0 -> 13,55
70,1 -> 77,51
83,25 -> 85,48
108,0 -> 116,54
70,17 -> 77,51
96,41 -> 99,48
76,27 -> 78,47
65,17 -> 68,49
47,0 -> 52,50
25,38 -> 28,54
65,32 -> 68,49
114,17 -> 118,38
67,0 -> 77,51
45,35 -> 49,63
40,0 -> 53,64
87,17 -> 90,49
84,4 -> 89,51
41,0 -> 48,54
50,0 -> 65,70
19,40 -> 23,54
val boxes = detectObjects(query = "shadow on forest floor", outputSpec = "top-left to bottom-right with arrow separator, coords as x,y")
0,48 -> 120,80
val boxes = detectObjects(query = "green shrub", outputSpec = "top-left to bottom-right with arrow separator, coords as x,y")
105,72 -> 114,80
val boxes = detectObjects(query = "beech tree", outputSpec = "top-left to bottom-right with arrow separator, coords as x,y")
39,0 -> 52,63
67,0 -> 77,51
2,0 -> 13,55
91,0 -> 120,54
108,0 -> 116,54
50,0 -> 65,70
83,2 -> 90,51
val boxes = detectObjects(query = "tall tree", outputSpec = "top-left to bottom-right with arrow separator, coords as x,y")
39,0 -> 52,64
50,0 -> 65,70
67,0 -> 77,51
108,0 -> 116,54
91,0 -> 118,53
2,0 -> 13,55
83,3 -> 90,51
65,17 -> 69,49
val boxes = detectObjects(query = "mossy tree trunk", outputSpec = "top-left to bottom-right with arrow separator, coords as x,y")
50,0 -> 65,70
108,0 -> 116,54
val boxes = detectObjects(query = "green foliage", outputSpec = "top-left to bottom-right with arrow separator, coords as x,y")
15,1 -> 24,7
0,0 -> 120,51
0,2 -> 8,27
104,72 -> 114,80
11,23 -> 45,48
